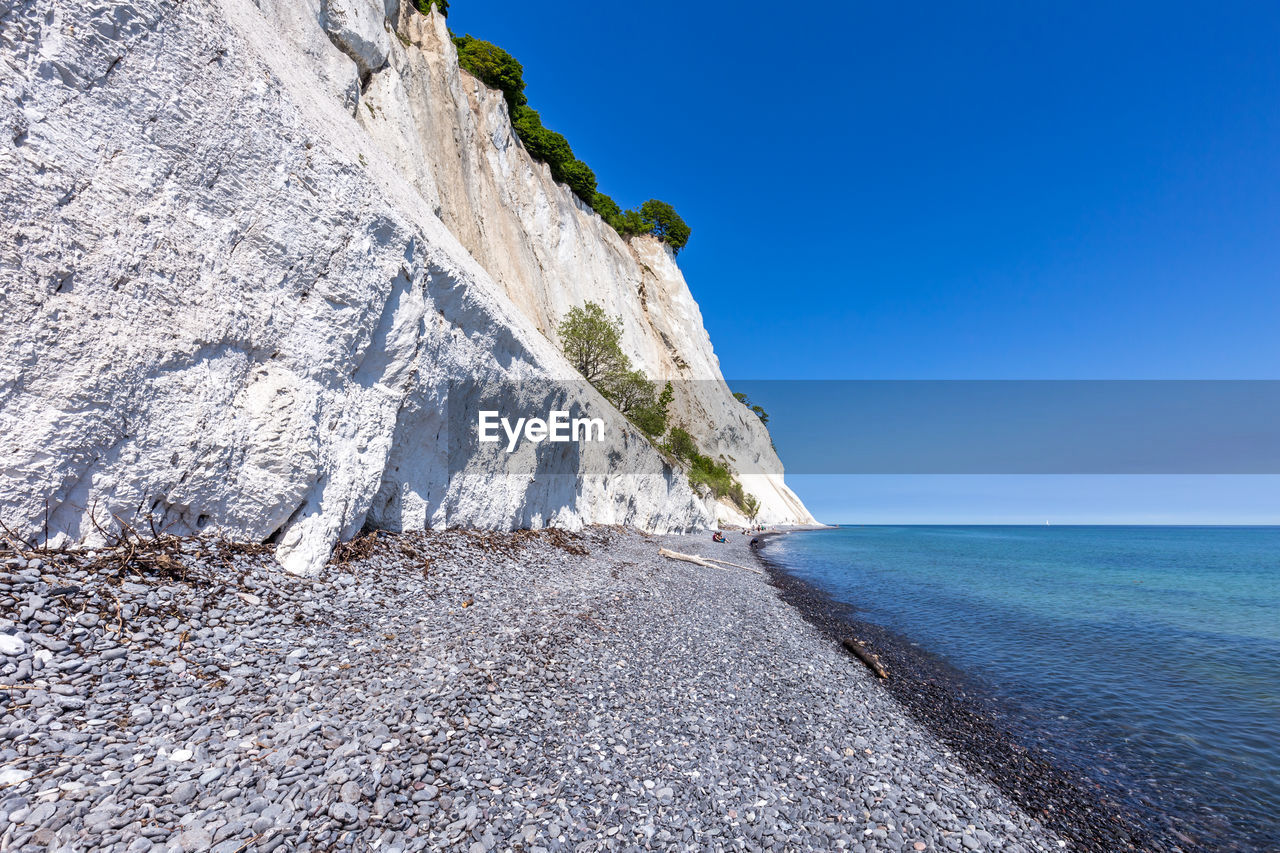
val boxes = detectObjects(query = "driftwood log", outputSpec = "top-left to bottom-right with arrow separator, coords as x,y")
703,556 -> 765,575
842,638 -> 889,679
658,549 -> 765,575
658,548 -> 721,569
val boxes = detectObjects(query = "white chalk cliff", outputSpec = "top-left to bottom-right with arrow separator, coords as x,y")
0,0 -> 815,574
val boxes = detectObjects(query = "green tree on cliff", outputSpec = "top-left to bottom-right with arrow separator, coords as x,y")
512,107 -> 568,162
666,427 -> 699,462
452,35 -> 526,113
589,192 -> 624,230
411,0 -> 448,16
558,303 -> 673,437
614,378 -> 673,437
444,31 -> 694,253
557,302 -> 628,386
638,199 -> 692,254
511,107 -> 597,202
556,158 -> 598,204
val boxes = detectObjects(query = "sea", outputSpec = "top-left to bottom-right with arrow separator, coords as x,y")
765,525 -> 1280,852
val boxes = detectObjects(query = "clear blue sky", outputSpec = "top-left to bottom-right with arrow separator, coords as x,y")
448,1 -> 1280,522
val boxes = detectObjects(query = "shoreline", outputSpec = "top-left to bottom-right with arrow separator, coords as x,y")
752,529 -> 1188,853
1,525 -> 1072,852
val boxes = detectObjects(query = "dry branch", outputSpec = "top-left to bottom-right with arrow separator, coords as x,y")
658,548 -> 731,571
842,638 -> 889,679
658,548 -> 764,575
702,556 -> 765,575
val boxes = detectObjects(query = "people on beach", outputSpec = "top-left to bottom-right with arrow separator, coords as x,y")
712,531 -> 726,543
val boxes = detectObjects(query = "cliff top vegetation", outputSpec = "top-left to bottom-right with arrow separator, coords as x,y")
444,28 -> 691,254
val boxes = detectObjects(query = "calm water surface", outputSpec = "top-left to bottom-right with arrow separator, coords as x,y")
767,526 -> 1280,851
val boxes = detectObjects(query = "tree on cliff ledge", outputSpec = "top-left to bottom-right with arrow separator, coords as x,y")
639,200 -> 692,254
557,302 -> 629,385
511,106 -> 598,202
452,35 -> 526,114
558,304 -> 673,436
447,30 -> 693,254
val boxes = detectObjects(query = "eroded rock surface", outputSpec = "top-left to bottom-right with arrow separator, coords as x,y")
0,0 -> 811,574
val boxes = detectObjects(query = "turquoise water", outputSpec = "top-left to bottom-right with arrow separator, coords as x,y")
768,526 -> 1280,850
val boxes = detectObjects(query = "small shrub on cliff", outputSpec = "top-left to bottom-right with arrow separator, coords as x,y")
602,369 -> 653,416
689,454 -> 744,507
610,377 -> 673,437
512,107 -> 570,162
665,427 -> 700,463
617,208 -> 649,238
587,194 -> 649,238
664,426 -> 749,510
452,35 -> 526,113
732,391 -> 769,425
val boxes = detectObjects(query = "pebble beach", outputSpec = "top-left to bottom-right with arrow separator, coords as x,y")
0,526 -> 1071,852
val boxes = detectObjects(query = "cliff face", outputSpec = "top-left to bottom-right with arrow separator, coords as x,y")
0,0 -> 813,573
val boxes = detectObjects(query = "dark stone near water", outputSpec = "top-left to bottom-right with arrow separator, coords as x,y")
758,541 -> 1183,853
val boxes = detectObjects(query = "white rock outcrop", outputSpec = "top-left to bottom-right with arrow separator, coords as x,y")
356,7 -> 813,528
0,0 -> 813,574
319,0 -> 389,81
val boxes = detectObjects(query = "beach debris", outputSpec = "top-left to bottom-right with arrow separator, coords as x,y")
842,637 -> 889,679
702,556 -> 764,576
331,528 -> 433,570
657,548 -> 764,575
658,548 -> 720,569
330,530 -> 383,565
